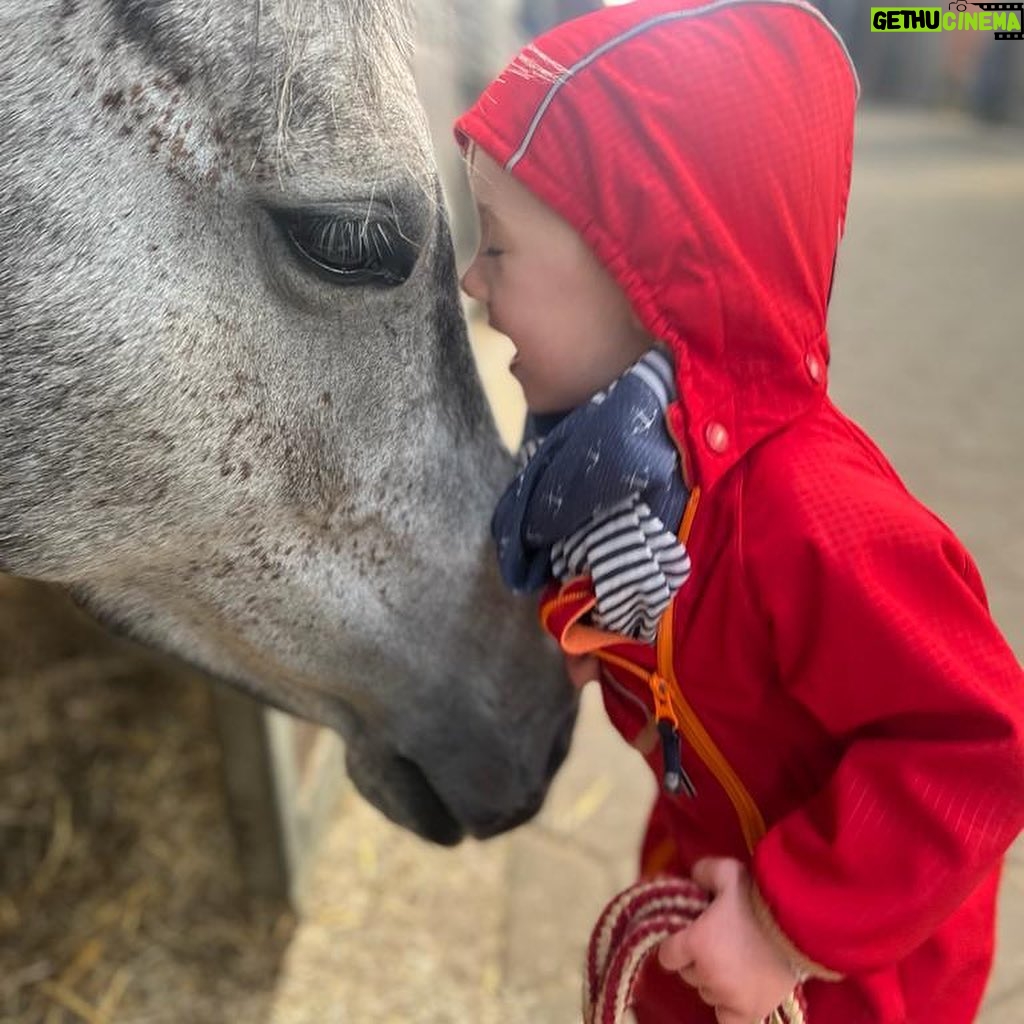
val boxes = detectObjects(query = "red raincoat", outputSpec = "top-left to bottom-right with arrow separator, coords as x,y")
455,2 -> 1024,1020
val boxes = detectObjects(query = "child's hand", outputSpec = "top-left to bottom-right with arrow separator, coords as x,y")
563,652 -> 601,688
658,857 -> 798,1024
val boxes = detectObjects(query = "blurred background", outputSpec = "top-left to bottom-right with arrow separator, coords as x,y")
2,3 -> 1022,1023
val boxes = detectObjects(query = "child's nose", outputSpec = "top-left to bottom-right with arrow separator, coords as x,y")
460,259 -> 486,303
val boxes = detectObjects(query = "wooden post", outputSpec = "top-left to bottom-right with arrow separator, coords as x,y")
210,685 -> 345,911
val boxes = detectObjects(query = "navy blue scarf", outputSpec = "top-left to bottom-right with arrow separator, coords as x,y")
492,349 -> 689,594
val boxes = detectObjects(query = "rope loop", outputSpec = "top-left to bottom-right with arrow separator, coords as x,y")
583,877 -> 807,1024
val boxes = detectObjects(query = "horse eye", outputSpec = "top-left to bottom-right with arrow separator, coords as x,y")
273,209 -> 419,287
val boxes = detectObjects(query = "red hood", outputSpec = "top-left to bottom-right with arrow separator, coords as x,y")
455,0 -> 858,491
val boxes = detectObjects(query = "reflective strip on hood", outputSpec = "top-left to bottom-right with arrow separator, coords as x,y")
507,0 -> 860,172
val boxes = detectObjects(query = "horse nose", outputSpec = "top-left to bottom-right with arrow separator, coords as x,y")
470,701 -> 579,840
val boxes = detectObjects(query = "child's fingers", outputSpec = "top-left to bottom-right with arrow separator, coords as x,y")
677,962 -> 701,988
691,855 -> 744,896
656,927 -> 693,971
694,983 -> 751,1024
712,1007 -> 757,1024
696,983 -> 723,1007
676,963 -> 730,1013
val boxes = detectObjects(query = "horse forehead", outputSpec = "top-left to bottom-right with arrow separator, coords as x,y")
95,0 -> 427,178
105,0 -> 414,53
103,0 -> 418,112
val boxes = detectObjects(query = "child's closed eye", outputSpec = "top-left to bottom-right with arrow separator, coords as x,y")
483,246 -> 505,258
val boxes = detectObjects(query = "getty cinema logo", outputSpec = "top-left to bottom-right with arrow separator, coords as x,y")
871,2 -> 1024,38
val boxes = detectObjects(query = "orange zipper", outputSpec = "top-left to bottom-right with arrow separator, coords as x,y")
599,486 -> 766,854
598,634 -> 765,851
539,578 -> 595,632
655,608 -> 766,853
544,486 -> 767,853
599,637 -> 766,853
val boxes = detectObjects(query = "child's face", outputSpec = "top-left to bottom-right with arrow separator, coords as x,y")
461,149 -> 650,413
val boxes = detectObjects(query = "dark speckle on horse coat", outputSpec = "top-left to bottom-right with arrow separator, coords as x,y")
1,0 -> 575,846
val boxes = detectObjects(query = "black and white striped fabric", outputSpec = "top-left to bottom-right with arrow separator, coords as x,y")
552,495 -> 690,642
492,347 -> 691,643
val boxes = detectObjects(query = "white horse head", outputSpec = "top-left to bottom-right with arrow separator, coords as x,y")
0,0 -> 576,845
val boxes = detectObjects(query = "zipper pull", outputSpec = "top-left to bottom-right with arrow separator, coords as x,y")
657,720 -> 697,797
650,675 -> 697,798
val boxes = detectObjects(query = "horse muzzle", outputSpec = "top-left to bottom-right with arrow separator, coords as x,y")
344,697 -> 578,846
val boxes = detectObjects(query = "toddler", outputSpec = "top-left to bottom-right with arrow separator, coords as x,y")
457,2 -> 1024,1022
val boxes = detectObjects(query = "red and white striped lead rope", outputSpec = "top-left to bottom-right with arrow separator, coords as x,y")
583,877 -> 807,1024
